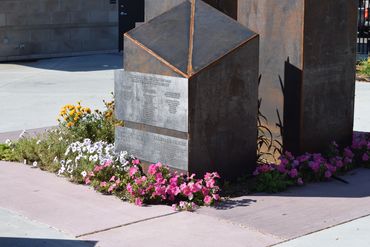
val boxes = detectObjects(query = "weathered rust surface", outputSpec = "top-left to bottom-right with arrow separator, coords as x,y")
203,0 -> 238,19
145,0 -> 238,21
117,0 -> 259,180
238,0 -> 305,143
127,0 -> 255,77
238,0 -> 357,154
297,0 -> 357,152
188,36 -> 259,178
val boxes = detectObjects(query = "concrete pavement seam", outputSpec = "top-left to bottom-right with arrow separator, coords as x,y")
269,212 -> 370,246
0,207 -> 74,238
194,212 -> 285,243
75,212 -> 179,238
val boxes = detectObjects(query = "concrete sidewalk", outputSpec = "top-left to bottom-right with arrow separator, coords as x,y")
0,54 -> 120,133
1,161 -> 370,247
0,54 -> 369,134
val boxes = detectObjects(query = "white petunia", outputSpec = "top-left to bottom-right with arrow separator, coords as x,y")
19,130 -> 26,138
36,140 -> 41,145
5,139 -> 12,146
81,171 -> 87,178
32,161 -> 38,167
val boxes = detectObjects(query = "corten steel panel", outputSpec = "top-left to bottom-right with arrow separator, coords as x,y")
203,0 -> 238,20
124,36 -> 182,77
126,0 -> 255,77
117,0 -> 259,180
238,0 -> 305,142
145,0 -> 237,22
297,0 -> 357,152
238,0 -> 357,154
189,36 -> 259,179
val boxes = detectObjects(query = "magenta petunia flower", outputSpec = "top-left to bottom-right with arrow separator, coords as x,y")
363,153 -> 369,162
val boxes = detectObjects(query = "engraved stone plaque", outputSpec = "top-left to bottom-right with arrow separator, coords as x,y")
116,127 -> 188,171
115,70 -> 188,132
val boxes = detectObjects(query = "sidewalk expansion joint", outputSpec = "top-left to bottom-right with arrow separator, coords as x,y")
75,212 -> 179,238
270,212 -> 370,246
195,212 -> 284,241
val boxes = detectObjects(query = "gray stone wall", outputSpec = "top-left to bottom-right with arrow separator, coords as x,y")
0,0 -> 118,61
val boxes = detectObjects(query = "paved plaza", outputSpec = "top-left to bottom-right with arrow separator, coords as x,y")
0,54 -> 370,246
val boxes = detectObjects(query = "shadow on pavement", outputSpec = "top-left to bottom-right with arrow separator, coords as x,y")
214,198 -> 257,210
8,53 -> 123,72
252,168 -> 370,198
0,237 -> 97,247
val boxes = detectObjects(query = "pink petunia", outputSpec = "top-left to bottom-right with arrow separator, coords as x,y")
129,166 -> 138,177
132,159 -> 140,165
212,194 -> 220,201
135,198 -> 143,206
289,169 -> 298,178
126,183 -> 133,194
148,164 -> 157,175
103,160 -> 112,168
108,184 -> 116,193
344,148 -> 354,159
204,195 -> 213,205
325,170 -> 332,178
363,153 -> 369,162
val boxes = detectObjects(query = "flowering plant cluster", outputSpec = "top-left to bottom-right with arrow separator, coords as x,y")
124,162 -> 221,210
58,102 -> 91,128
57,139 -> 133,183
254,132 -> 370,192
55,139 -> 221,210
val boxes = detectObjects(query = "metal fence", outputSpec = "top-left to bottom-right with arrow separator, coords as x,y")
358,0 -> 370,59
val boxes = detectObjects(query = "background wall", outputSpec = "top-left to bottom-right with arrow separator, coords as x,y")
0,0 -> 118,62
144,0 -> 185,22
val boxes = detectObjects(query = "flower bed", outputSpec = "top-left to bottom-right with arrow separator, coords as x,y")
1,100 -> 221,211
254,132 -> 370,192
1,98 -> 369,207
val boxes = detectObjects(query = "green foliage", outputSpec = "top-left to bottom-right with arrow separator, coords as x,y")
12,129 -> 70,172
357,59 -> 370,77
0,144 -> 17,161
2,95 -> 120,174
254,171 -> 293,193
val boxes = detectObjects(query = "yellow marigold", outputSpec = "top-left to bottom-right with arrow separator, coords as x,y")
86,108 -> 91,114
74,117 -> 79,121
68,105 -> 74,110
69,110 -> 75,116
66,122 -> 73,128
76,105 -> 81,110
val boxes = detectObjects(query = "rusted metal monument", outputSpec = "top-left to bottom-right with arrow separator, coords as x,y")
144,0 -> 237,22
144,0 -> 357,154
238,0 -> 357,153
115,0 -> 259,180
